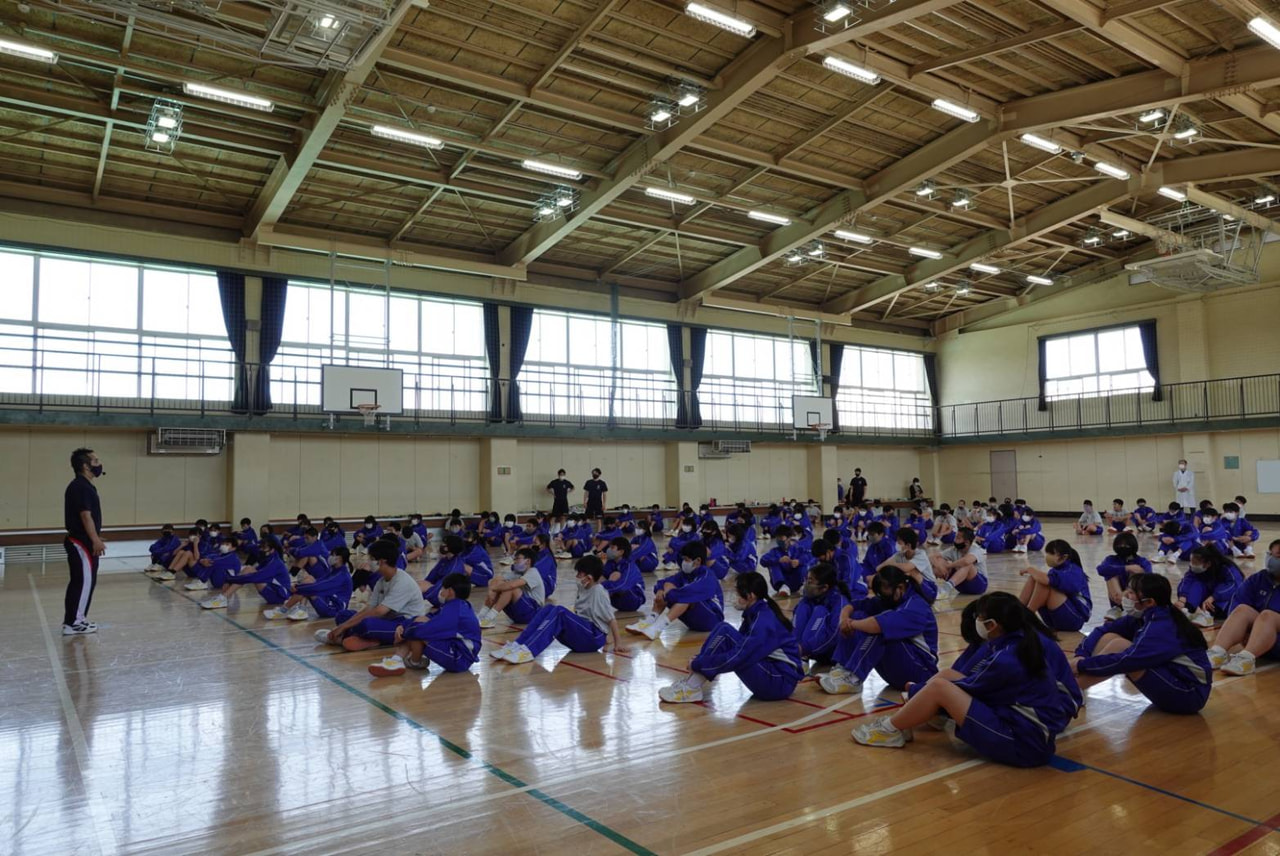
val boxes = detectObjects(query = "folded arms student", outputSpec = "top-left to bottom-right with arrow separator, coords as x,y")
315,540 -> 427,651
367,573 -> 483,677
491,556 -> 622,664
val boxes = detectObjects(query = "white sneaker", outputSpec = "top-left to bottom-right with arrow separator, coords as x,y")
478,610 -> 497,629
62,622 -> 96,636
286,606 -> 310,621
1222,652 -> 1256,676
1104,605 -> 1123,621
828,664 -> 851,680
489,641 -> 515,659
314,628 -> 337,645
819,672 -> 863,694
184,579 -> 210,592
368,655 -> 405,677
1189,609 -> 1215,628
1207,646 -> 1228,669
658,676 -> 704,703
625,617 -> 653,635
1244,547 -> 1256,558
200,594 -> 228,610
851,717 -> 911,748
155,570 -> 176,581
499,556 -> 513,566
640,615 -> 670,640
775,585 -> 791,598
263,606 -> 289,620
1231,546 -> 1245,558
503,643 -> 534,664
555,552 -> 571,560
1169,550 -> 1181,563
937,580 -> 958,599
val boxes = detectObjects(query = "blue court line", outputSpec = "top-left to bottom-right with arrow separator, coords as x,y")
153,583 -> 657,856
1051,755 -> 1278,832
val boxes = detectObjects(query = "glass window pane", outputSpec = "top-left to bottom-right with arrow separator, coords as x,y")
39,258 -> 91,326
348,291 -> 386,346
89,262 -> 138,329
455,305 -> 483,357
1124,327 -> 1147,371
389,296 -> 418,351
1068,334 -> 1096,375
1045,338 -> 1070,379
186,275 -> 226,337
0,252 -> 34,321
1097,330 -> 1125,371
142,270 -> 188,331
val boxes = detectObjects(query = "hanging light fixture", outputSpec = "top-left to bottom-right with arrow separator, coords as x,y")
685,2 -> 757,37
953,280 -> 972,296
145,98 -> 183,153
951,189 -> 973,209
533,187 -> 578,221
915,180 -> 936,198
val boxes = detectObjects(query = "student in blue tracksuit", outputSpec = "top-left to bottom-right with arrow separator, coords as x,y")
1018,539 -> 1092,632
658,571 -> 803,703
630,521 -> 659,574
662,517 -> 698,567
267,545 -> 353,620
289,527 -> 329,577
851,504 -> 874,542
1160,501 -> 1187,529
695,504 -> 714,529
1206,544 -> 1280,676
491,556 -> 623,665
561,514 -> 594,559
760,504 -> 783,539
725,524 -> 759,575
759,525 -> 811,598
818,566 -> 939,695
1097,532 -> 1153,621
1222,502 -> 1259,559
859,522 -> 894,581
477,546 -> 546,628
602,536 -> 645,613
480,512 -> 503,547
907,509 -> 930,546
811,536 -> 865,597
648,504 -> 665,536
355,516 -> 383,548
367,573 -> 482,676
1008,508 -> 1044,554
459,531 -> 494,587
793,563 -> 853,668
789,508 -> 814,549
1155,518 -> 1197,564
852,592 -> 1082,764
701,520 -> 731,580
421,535 -> 468,606
236,518 -> 258,552
974,509 -> 1006,554
285,514 -> 308,540
725,503 -> 756,540
1073,574 -> 1211,714
532,533 -> 558,599
1195,508 -> 1231,555
199,536 -> 292,610
319,522 -> 345,553
825,505 -> 850,536
822,527 -> 858,575
1130,498 -> 1157,533
147,524 -> 182,571
182,535 -> 245,593
875,507 -> 899,539
1176,545 -> 1244,627
616,504 -> 636,535
626,541 -> 725,640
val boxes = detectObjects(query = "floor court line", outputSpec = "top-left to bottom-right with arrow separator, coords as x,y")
1206,810 -> 1280,856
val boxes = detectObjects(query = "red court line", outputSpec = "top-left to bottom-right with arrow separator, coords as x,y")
559,659 -> 628,683
784,704 -> 902,734
694,702 -> 781,729
1205,811 -> 1280,856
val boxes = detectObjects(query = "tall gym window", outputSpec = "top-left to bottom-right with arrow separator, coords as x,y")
519,310 -> 676,421
1041,324 -> 1155,401
275,281 -> 488,413
837,345 -> 933,431
0,248 -> 233,400
700,330 -> 815,427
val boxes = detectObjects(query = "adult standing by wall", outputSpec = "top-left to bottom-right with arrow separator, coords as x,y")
583,468 -> 608,521
1173,459 -> 1195,510
849,468 -> 868,506
546,468 -> 574,517
909,477 -> 924,501
836,477 -> 845,505
63,447 -> 105,635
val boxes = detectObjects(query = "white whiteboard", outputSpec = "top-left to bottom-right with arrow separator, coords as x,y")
1257,459 -> 1280,493
792,395 -> 834,430
321,364 -> 404,414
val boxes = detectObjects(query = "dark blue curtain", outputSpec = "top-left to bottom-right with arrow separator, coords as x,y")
667,324 -> 689,428
1036,336 -> 1049,412
216,271 -> 250,413
1138,320 -> 1162,401
922,352 -> 939,434
507,306 -> 533,422
254,277 -> 288,414
483,304 -> 502,421
688,326 -> 706,429
829,344 -> 844,433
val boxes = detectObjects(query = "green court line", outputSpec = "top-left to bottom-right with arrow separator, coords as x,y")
156,585 -> 656,856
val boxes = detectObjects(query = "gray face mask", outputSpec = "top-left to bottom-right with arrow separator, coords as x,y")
1268,556 -> 1280,577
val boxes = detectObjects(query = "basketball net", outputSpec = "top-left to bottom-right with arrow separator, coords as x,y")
356,404 -> 381,427
809,422 -> 831,442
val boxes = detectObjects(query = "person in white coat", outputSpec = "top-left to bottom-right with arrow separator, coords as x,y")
1172,459 -> 1196,511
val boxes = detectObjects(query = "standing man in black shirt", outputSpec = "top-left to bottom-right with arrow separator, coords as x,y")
849,467 -> 868,507
546,468 -> 574,517
583,468 -> 608,522
64,447 -> 106,635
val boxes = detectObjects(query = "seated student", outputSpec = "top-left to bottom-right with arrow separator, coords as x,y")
405,513 -> 429,549
790,509 -> 815,552
1195,508 -> 1231,556
630,521 -> 659,574
1176,545 -> 1244,628
659,571 -> 803,703
720,523 -> 757,576
759,525 -> 811,598
480,512 -> 503,547
320,521 -> 346,553
1191,500 -> 1213,530
267,545 -> 354,621
648,504 -> 665,536
662,516 -> 699,568
1155,518 -> 1196,564
377,529 -> 408,570
1129,498 -> 1157,533
693,503 -> 713,529
402,520 -> 427,563
1206,543 -> 1280,676
1074,500 -> 1103,536
824,504 -> 849,534
1159,500 -> 1187,528
881,527 -> 947,602
818,566 -> 940,695
558,514 -> 589,559
289,527 -> 329,577
592,516 -> 622,552
875,505 -> 899,539
476,546 -> 546,628
236,518 -> 258,552
183,534 -> 245,593
1235,495 -> 1251,520
853,592 -> 1081,763
285,514 -> 310,539
931,527 -> 988,596
499,514 -> 522,556
823,524 -> 858,566
1008,507 -> 1045,554
459,531 -> 495,587
491,556 -> 623,665
1222,502 -> 1259,559
760,504 -> 783,539
812,536 -> 865,598
355,515 -> 383,548
725,502 -> 756,535
420,535 -> 467,606
601,536 -> 645,612
859,522 -> 895,581
972,508 -> 1004,555
851,503 -> 874,542
1105,498 -> 1130,533
626,541 -> 725,640
146,524 -> 182,573
368,573 -> 482,676
927,504 -> 957,546
1097,532 -> 1153,621
906,508 -> 930,546
532,533 -> 558,599
1073,573 -> 1212,714
156,526 -> 205,581
967,500 -> 986,530
314,540 -> 427,651
701,519 -> 730,581
1018,539 -> 1092,632
794,563 -> 854,669
200,536 -> 292,610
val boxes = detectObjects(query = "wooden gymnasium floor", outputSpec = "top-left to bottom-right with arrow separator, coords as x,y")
5,522 -> 1280,856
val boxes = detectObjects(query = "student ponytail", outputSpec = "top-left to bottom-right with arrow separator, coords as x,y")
1188,544 -> 1237,587
975,591 -> 1056,676
1129,574 -> 1207,650
1044,538 -> 1082,570
736,571 -> 792,631
958,600 -> 981,647
807,561 -> 852,601
871,565 -> 910,598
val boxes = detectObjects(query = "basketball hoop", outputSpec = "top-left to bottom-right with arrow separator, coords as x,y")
355,403 -> 382,427
809,422 -> 831,442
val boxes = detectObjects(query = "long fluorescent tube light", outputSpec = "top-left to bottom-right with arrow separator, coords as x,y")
685,2 -> 757,37
822,55 -> 880,85
1019,133 -> 1061,154
833,229 -> 873,244
823,2 -> 854,22
931,98 -> 980,123
1093,161 -> 1130,180
748,210 -> 791,225
1256,194 -> 1276,204
1139,109 -> 1166,123
371,125 -> 445,150
645,186 -> 696,204
183,81 -> 274,112
1248,16 -> 1280,50
0,37 -> 58,63
677,91 -> 700,107
650,106 -> 674,123
1173,126 -> 1198,140
522,159 -> 583,180
909,246 -> 943,259
1113,229 -> 1131,238
969,262 -> 1000,275
1157,186 -> 1186,201
1026,275 -> 1054,286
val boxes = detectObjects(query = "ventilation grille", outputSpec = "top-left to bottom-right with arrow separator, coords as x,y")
698,440 -> 751,458
148,427 -> 226,455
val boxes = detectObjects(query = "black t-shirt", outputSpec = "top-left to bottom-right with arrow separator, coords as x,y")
584,479 -> 608,506
547,478 -> 574,502
850,476 -> 868,500
65,474 -> 101,544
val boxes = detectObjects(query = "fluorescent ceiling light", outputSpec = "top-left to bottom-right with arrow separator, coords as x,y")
650,106 -> 674,123
1026,275 -> 1053,286
921,281 -> 941,293
931,98 -> 980,123
536,205 -> 556,217
1083,235 -> 1102,246
951,193 -> 972,209
183,81 -> 274,112
748,210 -> 791,225
1248,16 -> 1280,50
1113,229 -> 1131,238
969,262 -> 1000,275
1019,133 -> 1061,154
1256,194 -> 1276,204
522,159 -> 582,180
909,246 -> 943,259
677,91 -> 700,107
1224,215 -> 1237,222
685,2 -> 757,37
833,229 -> 873,244
0,37 -> 58,63
156,115 -> 179,130
822,55 -> 880,85
1173,125 -> 1199,140
371,125 -> 445,150
915,181 -> 935,197
1157,186 -> 1186,201
822,2 -> 853,22
954,282 -> 971,296
645,186 -> 696,204
808,245 -> 825,257
150,131 -> 171,144
318,14 -> 340,29
555,196 -> 573,208
1093,161 -> 1130,180
1138,109 -> 1166,124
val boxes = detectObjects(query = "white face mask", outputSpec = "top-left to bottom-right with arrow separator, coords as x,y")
974,619 -> 991,640
513,560 -> 529,573
1224,512 -> 1237,521
1203,516 -> 1216,525
1122,595 -> 1142,616
219,543 -> 233,554
680,559 -> 696,574
985,515 -> 995,523
681,525 -> 694,534
1022,514 -> 1032,522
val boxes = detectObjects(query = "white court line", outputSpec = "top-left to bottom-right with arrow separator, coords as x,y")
28,574 -> 120,856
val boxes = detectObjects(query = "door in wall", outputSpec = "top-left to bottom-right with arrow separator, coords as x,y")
990,450 -> 1017,501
